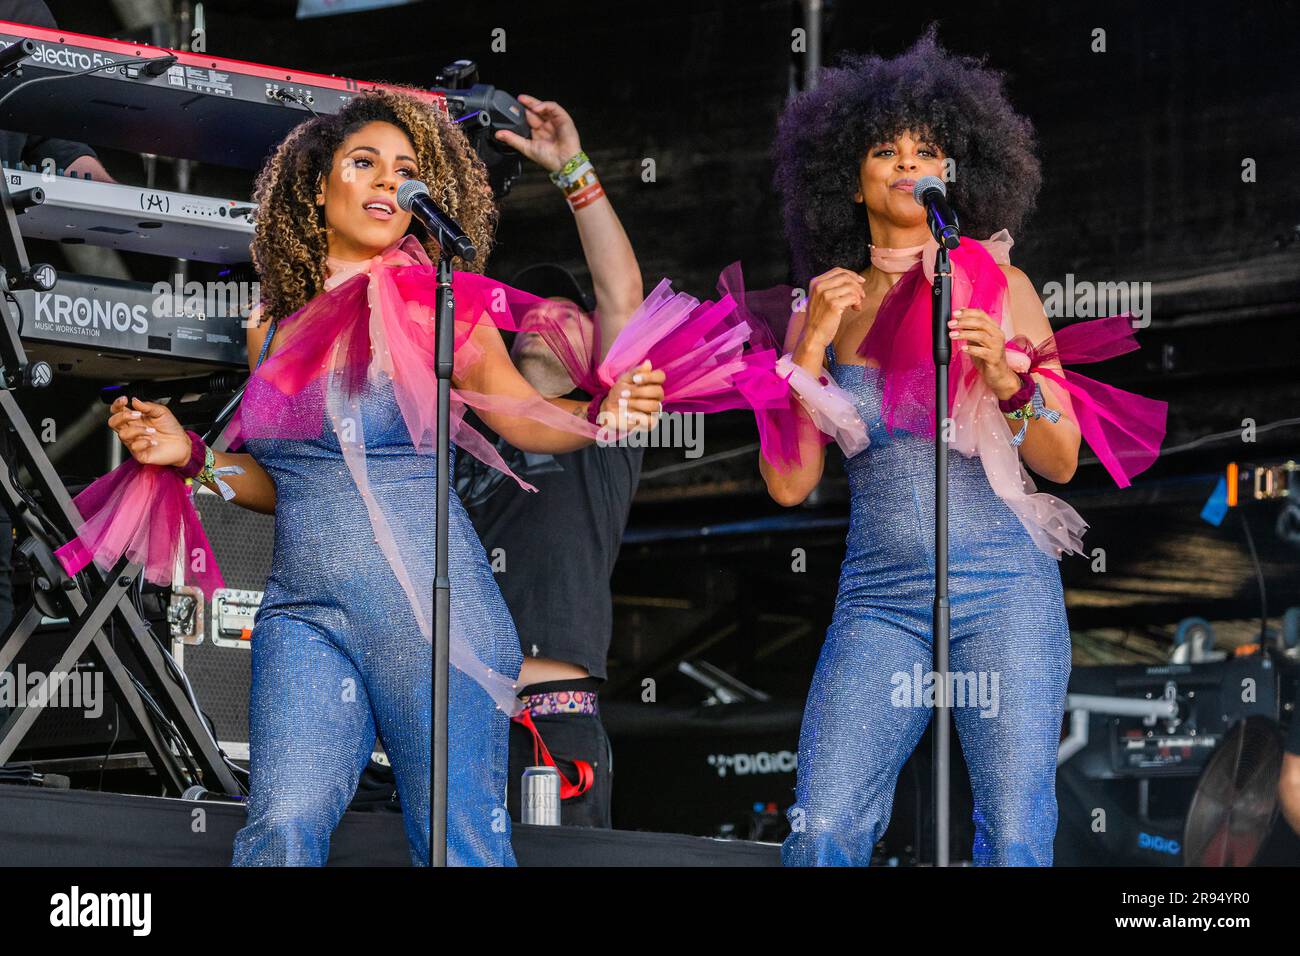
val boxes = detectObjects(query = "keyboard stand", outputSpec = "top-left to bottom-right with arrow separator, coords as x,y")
0,161 -> 242,797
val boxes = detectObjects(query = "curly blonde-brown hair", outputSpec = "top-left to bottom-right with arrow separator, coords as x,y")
249,86 -> 499,324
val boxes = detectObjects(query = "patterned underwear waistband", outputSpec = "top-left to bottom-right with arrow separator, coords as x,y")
518,688 -> 599,716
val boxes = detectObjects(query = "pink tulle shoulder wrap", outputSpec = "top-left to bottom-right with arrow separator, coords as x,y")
54,234 -> 783,714
718,231 -> 1169,558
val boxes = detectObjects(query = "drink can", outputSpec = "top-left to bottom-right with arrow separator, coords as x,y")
521,765 -> 560,826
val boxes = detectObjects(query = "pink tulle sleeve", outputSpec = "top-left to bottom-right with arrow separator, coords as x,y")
512,270 -> 780,419
595,282 -> 773,415
1006,313 -> 1167,488
714,261 -> 836,471
54,460 -> 228,598
775,354 -> 870,458
859,234 -> 1167,558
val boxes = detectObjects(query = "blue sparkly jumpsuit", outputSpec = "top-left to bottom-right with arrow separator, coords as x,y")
781,344 -> 1071,866
231,320 -> 522,866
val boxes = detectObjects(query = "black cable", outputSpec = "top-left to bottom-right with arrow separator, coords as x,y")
95,621 -> 122,793
138,587 -> 250,794
0,54 -> 178,115
1239,509 -> 1269,643
3,289 -> 23,337
2,433 -> 63,544
268,87 -> 319,119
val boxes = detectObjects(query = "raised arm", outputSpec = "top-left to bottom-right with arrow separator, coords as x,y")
568,159 -> 642,356
494,94 -> 644,358
760,267 -> 866,506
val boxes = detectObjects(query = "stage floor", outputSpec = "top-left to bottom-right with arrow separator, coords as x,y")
0,785 -> 780,866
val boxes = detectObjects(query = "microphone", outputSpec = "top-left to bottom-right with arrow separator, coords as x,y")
396,180 -> 477,262
912,176 -> 960,250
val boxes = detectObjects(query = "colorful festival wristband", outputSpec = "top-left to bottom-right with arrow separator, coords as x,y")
549,150 -> 591,189
567,181 -> 606,211
1005,381 -> 1062,446
997,373 -> 1036,413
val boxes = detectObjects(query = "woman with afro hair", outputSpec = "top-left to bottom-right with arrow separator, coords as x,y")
753,29 -> 1165,865
89,88 -> 665,865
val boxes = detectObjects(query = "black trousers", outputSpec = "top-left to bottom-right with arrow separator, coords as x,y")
507,711 -> 613,829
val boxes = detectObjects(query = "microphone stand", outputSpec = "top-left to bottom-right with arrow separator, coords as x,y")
423,212 -> 475,869
929,215 -> 956,868
432,249 -> 456,868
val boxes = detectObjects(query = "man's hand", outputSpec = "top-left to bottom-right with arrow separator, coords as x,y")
66,154 -> 117,184
493,94 -> 583,174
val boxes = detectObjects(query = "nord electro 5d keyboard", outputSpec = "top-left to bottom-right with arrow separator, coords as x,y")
0,20 -> 449,169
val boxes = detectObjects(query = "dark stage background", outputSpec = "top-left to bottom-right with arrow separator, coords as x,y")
10,0 -> 1299,854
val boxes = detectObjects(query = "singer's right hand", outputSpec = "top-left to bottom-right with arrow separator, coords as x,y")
108,396 -> 191,467
800,267 -> 867,353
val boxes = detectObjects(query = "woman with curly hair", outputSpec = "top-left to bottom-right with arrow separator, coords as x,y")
75,88 -> 666,866
748,29 -> 1166,866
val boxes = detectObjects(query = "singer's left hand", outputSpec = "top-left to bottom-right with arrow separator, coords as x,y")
948,308 -> 1023,401
493,94 -> 582,174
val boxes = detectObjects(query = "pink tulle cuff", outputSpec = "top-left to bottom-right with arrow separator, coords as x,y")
54,459 -> 227,599
519,275 -> 776,418
775,354 -> 870,457
1004,313 -> 1168,488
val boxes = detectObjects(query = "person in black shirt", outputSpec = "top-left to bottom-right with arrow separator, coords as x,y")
0,0 -> 116,183
458,96 -> 646,827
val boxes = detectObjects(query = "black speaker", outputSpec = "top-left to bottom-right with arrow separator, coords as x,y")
1,616 -> 152,761
603,699 -> 802,840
